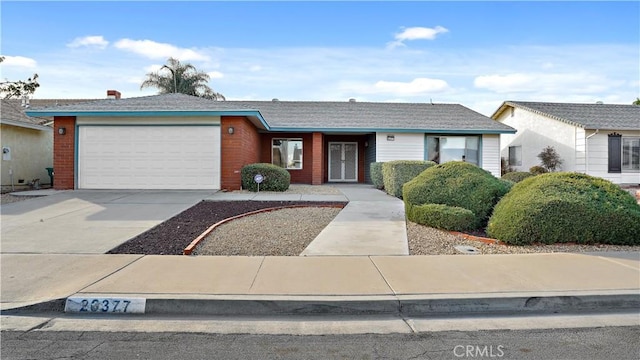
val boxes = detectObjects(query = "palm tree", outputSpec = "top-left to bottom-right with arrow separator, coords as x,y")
633,98 -> 640,106
140,57 -> 225,100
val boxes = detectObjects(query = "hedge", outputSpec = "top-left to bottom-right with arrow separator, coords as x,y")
403,161 -> 512,229
370,162 -> 384,189
502,171 -> 534,183
241,163 -> 291,192
487,172 -> 640,245
382,160 -> 436,198
406,203 -> 475,231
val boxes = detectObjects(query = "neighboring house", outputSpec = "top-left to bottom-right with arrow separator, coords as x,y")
1,99 -> 54,191
26,91 -> 515,191
492,101 -> 640,184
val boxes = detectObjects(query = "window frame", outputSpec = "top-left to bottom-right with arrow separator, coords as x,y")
621,136 -> 640,172
271,138 -> 303,170
426,135 -> 481,166
508,145 -> 522,166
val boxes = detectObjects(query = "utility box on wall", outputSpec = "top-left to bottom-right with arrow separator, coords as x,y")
2,146 -> 11,161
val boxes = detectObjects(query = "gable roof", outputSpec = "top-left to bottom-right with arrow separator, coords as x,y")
493,101 -> 640,130
25,93 -> 515,134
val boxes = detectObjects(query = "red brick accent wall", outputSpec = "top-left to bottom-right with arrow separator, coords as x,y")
311,132 -> 324,185
53,116 -> 76,190
324,135 -> 366,183
260,133 -> 314,184
220,117 -> 261,190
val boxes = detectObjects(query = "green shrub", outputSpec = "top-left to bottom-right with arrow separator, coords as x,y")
241,163 -> 290,192
487,172 -> 640,245
502,171 -> 534,183
529,166 -> 548,175
406,203 -> 475,231
403,161 -> 511,228
382,160 -> 436,198
370,162 -> 384,189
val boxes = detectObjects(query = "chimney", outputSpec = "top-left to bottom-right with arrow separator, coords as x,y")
107,90 -> 121,99
349,98 -> 356,103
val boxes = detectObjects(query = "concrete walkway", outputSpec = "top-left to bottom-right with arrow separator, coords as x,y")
301,185 -> 408,256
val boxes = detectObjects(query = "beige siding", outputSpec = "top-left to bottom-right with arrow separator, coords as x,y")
76,116 -> 221,125
1,124 -> 53,190
375,133 -> 424,162
575,128 -> 587,173
481,134 -> 501,177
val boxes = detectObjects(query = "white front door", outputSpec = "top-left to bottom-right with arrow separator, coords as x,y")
328,142 -> 358,182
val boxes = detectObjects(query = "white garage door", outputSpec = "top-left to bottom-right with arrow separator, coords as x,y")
78,126 -> 220,189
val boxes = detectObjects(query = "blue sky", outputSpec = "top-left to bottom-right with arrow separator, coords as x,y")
1,1 -> 638,116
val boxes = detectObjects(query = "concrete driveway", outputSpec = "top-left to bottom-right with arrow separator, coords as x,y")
1,190 -> 214,254
1,190 -> 213,310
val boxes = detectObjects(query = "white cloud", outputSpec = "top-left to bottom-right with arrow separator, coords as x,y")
474,72 -> 612,94
388,26 -> 449,48
0,55 -> 37,68
113,39 -> 209,61
207,71 -> 224,79
67,35 -> 109,49
374,78 -> 450,94
144,64 -> 163,73
249,65 -> 262,72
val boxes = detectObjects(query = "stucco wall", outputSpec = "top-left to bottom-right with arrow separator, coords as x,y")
497,107 -> 577,172
1,124 -> 53,190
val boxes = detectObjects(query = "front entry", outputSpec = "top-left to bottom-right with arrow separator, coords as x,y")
328,142 -> 358,182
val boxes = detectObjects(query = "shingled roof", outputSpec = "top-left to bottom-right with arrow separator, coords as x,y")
2,99 -> 96,130
26,93 -> 515,134
493,101 -> 640,130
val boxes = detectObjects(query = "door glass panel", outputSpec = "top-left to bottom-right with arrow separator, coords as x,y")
344,144 -> 357,180
329,144 -> 342,180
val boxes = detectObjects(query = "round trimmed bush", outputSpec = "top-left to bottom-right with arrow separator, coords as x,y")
406,203 -> 475,231
241,163 -> 290,192
402,161 -> 512,229
502,171 -> 534,183
529,166 -> 548,175
487,172 -> 640,245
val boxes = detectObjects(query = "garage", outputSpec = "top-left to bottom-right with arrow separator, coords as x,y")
78,125 -> 220,189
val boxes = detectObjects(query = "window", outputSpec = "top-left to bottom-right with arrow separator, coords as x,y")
272,139 -> 303,169
622,137 -> 640,171
609,134 -> 639,173
427,136 -> 480,165
508,146 -> 522,166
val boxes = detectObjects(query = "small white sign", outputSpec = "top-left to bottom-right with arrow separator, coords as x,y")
254,174 -> 264,184
65,297 -> 146,314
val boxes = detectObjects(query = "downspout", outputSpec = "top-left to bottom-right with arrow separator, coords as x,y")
585,129 -> 599,175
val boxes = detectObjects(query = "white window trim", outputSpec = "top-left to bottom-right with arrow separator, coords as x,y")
621,136 -> 640,172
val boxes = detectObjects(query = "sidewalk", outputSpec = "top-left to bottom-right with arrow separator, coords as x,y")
3,252 -> 638,316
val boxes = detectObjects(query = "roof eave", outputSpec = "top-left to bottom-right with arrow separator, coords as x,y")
0,119 -> 53,131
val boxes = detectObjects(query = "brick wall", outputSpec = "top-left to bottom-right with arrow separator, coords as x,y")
53,116 -> 76,190
311,132 -> 324,185
220,117 -> 261,190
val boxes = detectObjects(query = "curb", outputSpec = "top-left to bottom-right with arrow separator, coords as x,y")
6,292 -> 635,317
183,204 -> 346,255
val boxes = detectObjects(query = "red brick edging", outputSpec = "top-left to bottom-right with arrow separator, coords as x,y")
183,204 -> 346,255
448,231 -> 505,246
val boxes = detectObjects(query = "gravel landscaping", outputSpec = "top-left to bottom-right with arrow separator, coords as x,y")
107,200 -> 347,255
0,193 -> 34,204
193,207 -> 343,256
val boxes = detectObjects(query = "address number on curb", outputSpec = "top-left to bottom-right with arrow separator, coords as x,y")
65,297 -> 146,314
